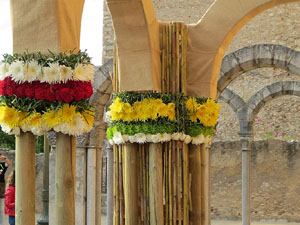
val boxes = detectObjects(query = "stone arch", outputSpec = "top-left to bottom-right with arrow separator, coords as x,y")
217,44 -> 300,97
187,0 -> 300,98
218,88 -> 245,113
241,81 -> 300,124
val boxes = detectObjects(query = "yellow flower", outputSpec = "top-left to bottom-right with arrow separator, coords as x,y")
196,105 -> 207,120
81,111 -> 95,125
59,104 -> 77,123
168,111 -> 175,121
0,106 -> 20,128
186,98 -> 198,112
189,113 -> 198,122
29,112 -> 43,127
109,97 -> 123,113
121,103 -> 133,114
43,110 -> 61,128
158,104 -> 169,117
111,111 -> 123,121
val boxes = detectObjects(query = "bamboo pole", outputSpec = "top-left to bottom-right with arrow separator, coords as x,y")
189,144 -> 202,225
123,143 -> 139,225
149,143 -> 164,225
15,131 -> 36,225
201,144 -> 211,225
119,146 -> 124,225
114,145 -> 120,225
183,143 -> 189,225
55,133 -> 76,225
96,148 -> 103,225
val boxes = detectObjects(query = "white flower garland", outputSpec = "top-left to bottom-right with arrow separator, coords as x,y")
108,132 -> 212,146
0,61 -> 94,83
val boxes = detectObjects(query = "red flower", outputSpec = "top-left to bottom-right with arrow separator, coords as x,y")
35,87 -> 45,100
44,89 -> 56,101
5,86 -> 14,97
84,83 -> 93,98
15,85 -> 25,98
24,83 -> 35,98
56,88 -> 74,103
0,81 -> 6,96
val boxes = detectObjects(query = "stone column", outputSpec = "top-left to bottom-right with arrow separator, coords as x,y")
238,120 -> 252,225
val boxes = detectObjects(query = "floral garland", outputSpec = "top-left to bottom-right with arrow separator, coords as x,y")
0,51 -> 95,136
106,92 -> 221,145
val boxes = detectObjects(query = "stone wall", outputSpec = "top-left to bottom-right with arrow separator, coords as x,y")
211,140 -> 300,222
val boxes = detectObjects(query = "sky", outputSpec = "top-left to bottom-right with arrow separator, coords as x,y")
0,0 -> 104,66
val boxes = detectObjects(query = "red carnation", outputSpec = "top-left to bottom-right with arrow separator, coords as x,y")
0,81 -> 5,96
24,83 -> 35,98
84,83 -> 93,98
35,87 -> 45,100
44,89 -> 56,101
74,90 -> 85,101
15,85 -> 25,98
56,88 -> 74,103
5,86 -> 14,97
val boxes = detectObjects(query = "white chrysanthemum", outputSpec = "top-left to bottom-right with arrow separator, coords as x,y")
146,134 -> 152,142
179,133 -> 186,141
184,135 -> 192,144
10,127 -> 20,135
42,63 -> 59,83
104,111 -> 112,123
1,124 -> 12,134
66,116 -> 86,136
20,123 -> 32,132
122,135 -> 129,142
53,123 -> 69,134
9,61 -> 24,82
23,61 -> 40,82
192,134 -> 204,145
109,139 -> 114,145
73,64 -> 86,81
135,133 -> 146,144
128,135 -> 137,144
171,132 -> 180,141
151,134 -> 160,143
0,63 -> 10,80
204,136 -> 212,145
59,65 -> 73,82
161,133 -> 171,142
84,64 -> 94,81
31,122 -> 48,136
113,132 -> 125,145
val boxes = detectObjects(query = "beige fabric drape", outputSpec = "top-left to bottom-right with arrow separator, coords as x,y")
187,0 -> 300,98
10,0 -> 85,54
106,0 -> 161,92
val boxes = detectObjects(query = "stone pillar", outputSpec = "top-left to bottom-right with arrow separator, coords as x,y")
106,144 -> 114,225
238,119 -> 252,225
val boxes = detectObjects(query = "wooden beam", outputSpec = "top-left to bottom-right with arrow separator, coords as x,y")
123,143 -> 139,225
201,144 -> 211,225
55,133 -> 76,225
149,143 -> 164,225
15,131 -> 36,225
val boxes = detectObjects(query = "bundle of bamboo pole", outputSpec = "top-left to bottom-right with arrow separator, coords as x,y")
112,23 -> 210,225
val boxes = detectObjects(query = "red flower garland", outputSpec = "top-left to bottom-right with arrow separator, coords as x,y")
0,77 -> 93,103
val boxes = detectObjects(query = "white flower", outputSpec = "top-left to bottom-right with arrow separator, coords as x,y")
23,61 -> 40,82
104,111 -> 111,123
162,133 -> 171,142
146,134 -> 152,142
20,123 -> 32,133
172,132 -> 180,141
128,135 -> 137,143
179,133 -> 186,141
1,124 -> 12,134
84,64 -> 95,81
135,133 -> 146,144
184,135 -> 192,144
122,135 -> 129,143
69,116 -> 87,136
73,64 -> 86,81
109,139 -> 114,145
192,134 -> 204,145
0,63 -> 10,80
10,127 -> 20,135
113,132 -> 125,145
42,63 -> 59,83
9,61 -> 24,82
151,134 -> 160,143
59,65 -> 73,82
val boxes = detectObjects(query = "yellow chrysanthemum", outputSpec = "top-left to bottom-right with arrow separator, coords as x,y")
43,110 -> 61,128
158,104 -> 169,117
111,111 -> 123,121
121,103 -> 133,114
0,106 -> 20,128
189,113 -> 198,122
19,112 -> 31,126
58,104 -> 77,123
168,111 -> 175,121
29,112 -> 43,127
196,105 -> 207,120
109,97 -> 123,113
81,111 -> 95,125
186,98 -> 198,112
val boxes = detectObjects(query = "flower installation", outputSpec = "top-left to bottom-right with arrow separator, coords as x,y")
0,51 -> 95,136
106,92 -> 221,145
